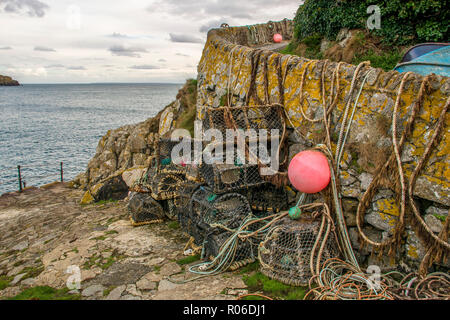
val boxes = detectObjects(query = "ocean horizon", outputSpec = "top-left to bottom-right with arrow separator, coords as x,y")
0,83 -> 182,194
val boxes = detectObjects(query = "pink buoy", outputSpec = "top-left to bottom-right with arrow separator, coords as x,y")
288,150 -> 331,194
273,33 -> 282,43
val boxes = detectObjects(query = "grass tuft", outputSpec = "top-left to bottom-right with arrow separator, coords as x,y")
8,286 -> 80,300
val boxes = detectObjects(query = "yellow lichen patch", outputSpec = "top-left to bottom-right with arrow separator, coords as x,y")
375,198 -> 400,217
407,245 -> 419,259
80,190 -> 94,205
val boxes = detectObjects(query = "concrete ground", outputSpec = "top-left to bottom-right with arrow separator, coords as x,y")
0,183 -> 248,300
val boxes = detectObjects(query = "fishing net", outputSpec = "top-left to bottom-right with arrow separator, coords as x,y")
142,136 -> 187,190
202,104 -> 288,189
128,192 -> 165,226
175,181 -> 204,245
203,231 -> 256,270
185,163 -> 205,183
150,173 -> 185,200
259,215 -> 339,287
188,187 -> 253,243
244,184 -> 289,213
199,147 -> 266,194
202,104 -> 285,136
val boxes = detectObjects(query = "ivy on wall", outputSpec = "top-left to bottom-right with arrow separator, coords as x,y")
293,0 -> 449,45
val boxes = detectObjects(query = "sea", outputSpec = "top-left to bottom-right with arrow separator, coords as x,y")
0,83 -> 182,195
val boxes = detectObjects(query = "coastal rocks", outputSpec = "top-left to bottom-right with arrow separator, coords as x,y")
82,284 -> 105,297
122,166 -> 147,189
74,79 -> 198,195
0,75 -> 19,86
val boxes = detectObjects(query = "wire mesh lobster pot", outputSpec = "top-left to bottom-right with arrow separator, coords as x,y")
258,216 -> 338,286
203,231 -> 256,270
146,137 -> 187,179
199,147 -> 266,194
202,104 -> 285,137
188,187 -> 253,243
128,192 -> 165,226
245,184 -> 289,213
150,172 -> 185,201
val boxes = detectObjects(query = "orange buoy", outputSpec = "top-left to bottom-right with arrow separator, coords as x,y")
288,150 -> 331,194
273,33 -> 282,43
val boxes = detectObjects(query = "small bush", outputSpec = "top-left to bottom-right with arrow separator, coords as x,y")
294,0 -> 448,45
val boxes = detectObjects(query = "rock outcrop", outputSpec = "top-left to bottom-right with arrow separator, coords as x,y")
73,79 -> 197,203
0,75 -> 19,86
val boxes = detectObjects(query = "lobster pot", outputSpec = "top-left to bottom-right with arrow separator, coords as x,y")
148,137 -> 188,177
202,104 -> 285,137
150,173 -> 184,200
245,184 -> 289,213
188,187 -> 253,242
171,182 -> 204,245
203,231 -> 256,270
259,216 -> 338,286
186,164 -> 205,183
199,147 -> 266,194
128,192 -> 165,226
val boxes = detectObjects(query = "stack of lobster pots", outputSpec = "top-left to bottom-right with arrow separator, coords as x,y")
128,104 -> 292,270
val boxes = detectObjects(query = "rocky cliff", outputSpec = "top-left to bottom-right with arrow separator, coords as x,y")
72,79 -> 197,202
0,75 -> 19,86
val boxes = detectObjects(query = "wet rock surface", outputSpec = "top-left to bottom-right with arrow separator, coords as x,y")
0,183 -> 248,300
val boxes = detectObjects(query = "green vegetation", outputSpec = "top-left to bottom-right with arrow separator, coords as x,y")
242,271 -> 307,300
352,48 -> 403,71
0,275 -> 12,290
167,221 -> 180,230
82,251 -> 121,270
433,214 -> 447,222
20,265 -> 44,281
176,254 -> 201,266
294,0 -> 448,45
8,286 -> 80,300
176,78 -> 198,137
95,199 -> 118,205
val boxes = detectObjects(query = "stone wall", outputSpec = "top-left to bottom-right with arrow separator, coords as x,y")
193,20 -> 449,271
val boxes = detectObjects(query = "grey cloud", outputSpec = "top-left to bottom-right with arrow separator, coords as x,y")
109,45 -> 147,57
148,0 -> 296,20
34,46 -> 55,52
67,66 -> 86,70
0,46 -> 12,50
45,64 -> 64,68
108,32 -> 130,39
129,65 -> 160,70
0,0 -> 49,17
199,18 -> 228,33
169,33 -> 203,44
175,52 -> 190,57
158,58 -> 167,62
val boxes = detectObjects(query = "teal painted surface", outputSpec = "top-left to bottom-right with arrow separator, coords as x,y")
395,46 -> 450,77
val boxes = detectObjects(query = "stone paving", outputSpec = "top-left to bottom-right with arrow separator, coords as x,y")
0,183 -> 247,300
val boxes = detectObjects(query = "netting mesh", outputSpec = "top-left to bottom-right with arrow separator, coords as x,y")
128,192 -> 165,226
259,215 -> 338,286
151,137 -> 187,175
203,104 -> 285,135
203,231 -> 256,270
244,184 -> 289,213
150,173 -> 185,200
188,187 -> 253,243
199,148 -> 266,194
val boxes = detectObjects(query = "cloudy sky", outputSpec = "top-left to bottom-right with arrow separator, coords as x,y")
0,0 -> 301,84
